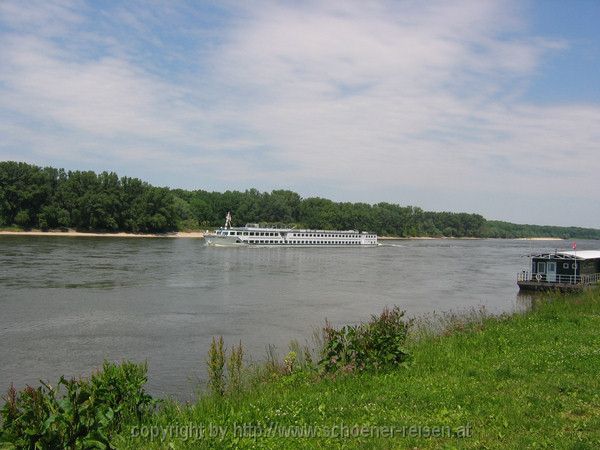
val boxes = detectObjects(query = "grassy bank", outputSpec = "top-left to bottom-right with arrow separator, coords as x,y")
3,289 -> 600,449
114,289 -> 600,449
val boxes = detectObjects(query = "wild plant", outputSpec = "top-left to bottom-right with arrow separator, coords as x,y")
226,341 -> 244,394
0,361 -> 153,449
283,351 -> 297,374
319,306 -> 410,373
207,336 -> 225,396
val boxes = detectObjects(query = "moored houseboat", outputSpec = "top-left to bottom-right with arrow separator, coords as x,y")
517,250 -> 600,291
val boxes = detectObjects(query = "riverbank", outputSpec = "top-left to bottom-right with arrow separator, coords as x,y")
514,237 -> 564,241
0,229 -> 206,238
380,236 -> 482,240
1,230 -> 566,241
116,288 -> 600,449
3,289 -> 599,448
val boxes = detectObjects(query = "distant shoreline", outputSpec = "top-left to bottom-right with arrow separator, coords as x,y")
0,230 -> 206,238
513,237 -> 564,241
1,230 -> 566,241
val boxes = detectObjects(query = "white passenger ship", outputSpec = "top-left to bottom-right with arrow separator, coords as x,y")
204,212 -> 378,247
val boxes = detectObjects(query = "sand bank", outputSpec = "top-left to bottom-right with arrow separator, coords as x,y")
514,237 -> 564,241
0,230 -> 205,239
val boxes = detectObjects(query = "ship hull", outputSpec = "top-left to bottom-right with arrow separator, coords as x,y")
204,235 -> 247,247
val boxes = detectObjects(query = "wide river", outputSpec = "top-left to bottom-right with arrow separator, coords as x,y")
0,236 -> 593,399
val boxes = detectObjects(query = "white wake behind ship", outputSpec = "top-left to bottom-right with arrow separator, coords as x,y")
204,212 -> 378,247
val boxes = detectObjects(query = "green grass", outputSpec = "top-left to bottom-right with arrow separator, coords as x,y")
114,289 -> 600,449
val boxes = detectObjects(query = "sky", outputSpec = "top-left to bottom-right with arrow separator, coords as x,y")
0,0 -> 599,227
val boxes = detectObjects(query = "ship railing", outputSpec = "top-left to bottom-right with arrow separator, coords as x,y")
517,271 -> 600,285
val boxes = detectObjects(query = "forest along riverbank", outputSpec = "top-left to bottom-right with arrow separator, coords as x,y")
3,162 -> 600,240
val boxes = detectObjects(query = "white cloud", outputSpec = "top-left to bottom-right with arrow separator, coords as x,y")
0,0 -> 599,225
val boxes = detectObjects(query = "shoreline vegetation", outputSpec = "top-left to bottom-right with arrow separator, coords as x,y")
0,229 -> 566,241
2,288 -> 600,448
2,161 -> 600,240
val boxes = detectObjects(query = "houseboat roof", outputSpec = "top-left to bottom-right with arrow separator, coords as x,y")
529,250 -> 600,261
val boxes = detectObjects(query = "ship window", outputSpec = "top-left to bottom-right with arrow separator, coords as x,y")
563,263 -> 570,269
572,263 -> 577,269
537,262 -> 546,273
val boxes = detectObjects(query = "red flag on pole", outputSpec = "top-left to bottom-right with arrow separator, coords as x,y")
572,242 -> 577,250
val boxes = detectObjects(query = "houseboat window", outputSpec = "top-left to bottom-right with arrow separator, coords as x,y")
537,262 -> 546,273
563,263 -> 569,269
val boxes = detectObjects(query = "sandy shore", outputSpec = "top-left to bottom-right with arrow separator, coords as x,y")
514,237 -> 564,241
379,236 -> 482,240
0,230 -> 206,239
1,231 -> 565,241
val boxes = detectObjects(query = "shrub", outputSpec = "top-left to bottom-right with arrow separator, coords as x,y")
319,306 -> 410,373
0,361 -> 154,449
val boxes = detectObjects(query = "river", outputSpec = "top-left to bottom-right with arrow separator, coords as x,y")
0,236 -> 591,399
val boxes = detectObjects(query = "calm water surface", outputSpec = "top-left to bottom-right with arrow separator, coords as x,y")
0,236 -> 593,399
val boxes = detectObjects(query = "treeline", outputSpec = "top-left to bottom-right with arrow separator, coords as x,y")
0,162 -> 178,232
1,161 -> 599,239
482,220 -> 600,240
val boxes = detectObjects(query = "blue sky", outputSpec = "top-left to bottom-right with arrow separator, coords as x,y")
1,0 -> 599,227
